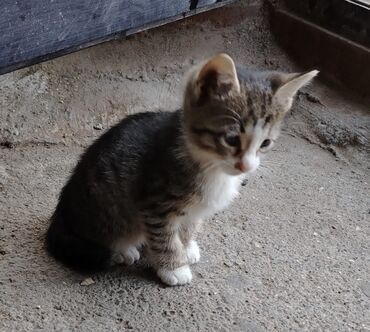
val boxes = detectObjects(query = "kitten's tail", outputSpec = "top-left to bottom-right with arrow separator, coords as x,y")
46,214 -> 112,272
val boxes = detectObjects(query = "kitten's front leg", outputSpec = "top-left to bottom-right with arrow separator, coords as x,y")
180,219 -> 202,265
145,220 -> 192,286
186,240 -> 200,265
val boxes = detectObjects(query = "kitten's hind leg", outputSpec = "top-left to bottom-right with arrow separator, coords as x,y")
111,246 -> 140,265
111,236 -> 144,266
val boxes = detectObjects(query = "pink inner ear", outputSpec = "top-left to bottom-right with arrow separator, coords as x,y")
197,68 -> 218,86
196,54 -> 240,94
197,63 -> 220,88
275,70 -> 319,101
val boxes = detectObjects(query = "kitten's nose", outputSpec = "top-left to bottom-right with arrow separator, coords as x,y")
235,154 -> 259,173
235,161 -> 247,172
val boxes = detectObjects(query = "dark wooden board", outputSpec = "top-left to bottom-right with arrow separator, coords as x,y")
0,0 -> 233,75
284,0 -> 370,48
270,7 -> 370,97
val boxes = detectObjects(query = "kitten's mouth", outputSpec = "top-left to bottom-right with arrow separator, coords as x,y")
220,160 -> 255,176
234,161 -> 258,174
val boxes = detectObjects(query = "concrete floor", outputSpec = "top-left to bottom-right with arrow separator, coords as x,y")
0,2 -> 369,331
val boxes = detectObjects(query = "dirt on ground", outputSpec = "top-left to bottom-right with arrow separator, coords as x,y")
0,1 -> 369,331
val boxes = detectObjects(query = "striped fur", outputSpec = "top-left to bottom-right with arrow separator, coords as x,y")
46,54 -> 317,285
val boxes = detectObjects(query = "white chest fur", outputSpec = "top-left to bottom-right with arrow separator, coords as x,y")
187,168 -> 243,221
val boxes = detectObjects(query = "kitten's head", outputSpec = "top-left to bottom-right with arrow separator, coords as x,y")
183,54 -> 318,176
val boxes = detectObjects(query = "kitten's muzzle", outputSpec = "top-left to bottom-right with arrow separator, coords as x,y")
234,155 -> 259,173
235,161 -> 247,173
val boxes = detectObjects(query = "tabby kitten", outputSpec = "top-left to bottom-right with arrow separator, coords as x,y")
46,54 -> 318,286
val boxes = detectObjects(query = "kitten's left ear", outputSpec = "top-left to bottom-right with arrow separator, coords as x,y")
196,53 -> 240,103
272,70 -> 319,111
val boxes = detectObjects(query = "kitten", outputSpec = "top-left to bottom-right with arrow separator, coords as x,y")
46,54 -> 318,286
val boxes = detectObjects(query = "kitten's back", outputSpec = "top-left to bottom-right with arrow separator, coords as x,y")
46,111 -> 182,271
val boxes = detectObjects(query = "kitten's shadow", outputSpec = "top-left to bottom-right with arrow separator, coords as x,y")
30,222 -> 162,286
100,263 -> 160,285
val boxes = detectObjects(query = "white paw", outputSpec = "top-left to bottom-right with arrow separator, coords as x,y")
186,240 -> 200,265
112,246 -> 140,265
157,265 -> 192,286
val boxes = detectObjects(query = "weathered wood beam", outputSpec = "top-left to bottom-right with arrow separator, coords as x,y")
0,0 -> 234,75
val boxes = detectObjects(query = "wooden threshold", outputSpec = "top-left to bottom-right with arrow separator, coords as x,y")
0,0 -> 234,75
270,5 -> 370,97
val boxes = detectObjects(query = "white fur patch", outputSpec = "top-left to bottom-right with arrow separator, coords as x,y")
112,246 -> 140,265
193,167 -> 242,219
186,240 -> 200,264
157,265 -> 192,286
239,121 -> 265,172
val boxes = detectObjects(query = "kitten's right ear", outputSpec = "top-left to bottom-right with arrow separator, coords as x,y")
271,70 -> 319,111
195,54 -> 240,104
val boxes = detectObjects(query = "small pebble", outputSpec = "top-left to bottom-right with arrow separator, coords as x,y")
93,124 -> 103,130
80,277 -> 95,286
11,128 -> 19,136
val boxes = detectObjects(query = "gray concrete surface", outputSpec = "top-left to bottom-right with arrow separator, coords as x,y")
0,2 -> 369,331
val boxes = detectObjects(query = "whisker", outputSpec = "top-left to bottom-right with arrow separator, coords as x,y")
214,115 -> 240,125
258,165 -> 274,176
260,166 -> 279,172
262,159 -> 282,166
200,161 -> 221,172
260,164 -> 272,169
225,108 -> 242,121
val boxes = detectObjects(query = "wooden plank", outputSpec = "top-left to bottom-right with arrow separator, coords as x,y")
0,0 -> 234,75
271,8 -> 370,97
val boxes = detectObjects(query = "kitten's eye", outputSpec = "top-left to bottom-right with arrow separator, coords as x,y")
224,134 -> 240,147
260,139 -> 271,148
